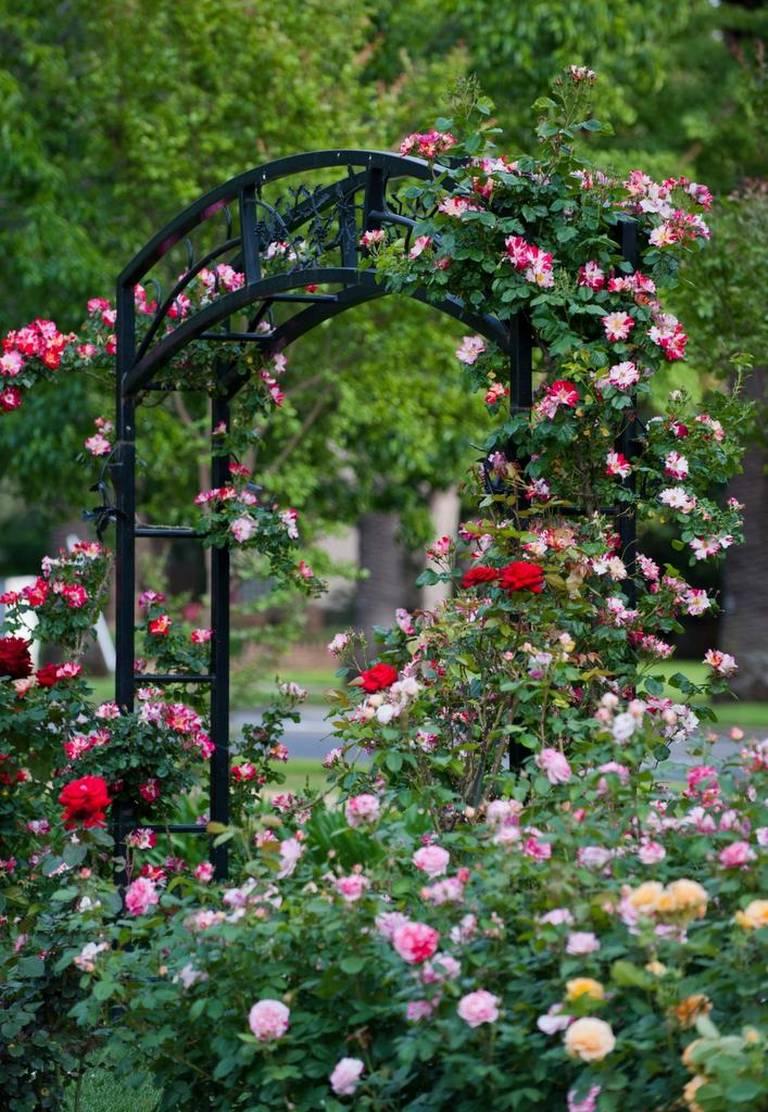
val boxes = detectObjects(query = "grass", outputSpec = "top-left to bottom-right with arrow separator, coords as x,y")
276,756 -> 326,793
82,666 -> 340,710
65,1069 -> 159,1112
655,661 -> 768,729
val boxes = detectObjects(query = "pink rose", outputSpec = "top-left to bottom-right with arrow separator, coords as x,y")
719,841 -> 756,869
457,989 -> 500,1028
392,921 -> 440,964
566,931 -> 600,955
422,953 -> 461,984
248,998 -> 290,1041
124,876 -> 160,917
412,844 -> 450,877
538,907 -> 574,927
329,1057 -> 364,1096
537,1004 -> 572,1034
638,841 -> 666,865
568,1084 -> 602,1112
375,910 -> 410,940
523,836 -> 552,860
407,999 -> 436,1022
230,516 -> 257,543
334,874 -> 369,902
535,747 -> 572,784
345,793 -> 380,828
277,837 -> 304,879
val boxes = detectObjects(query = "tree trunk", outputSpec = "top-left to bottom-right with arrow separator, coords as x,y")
421,487 -> 460,612
355,511 -> 407,651
720,366 -> 768,698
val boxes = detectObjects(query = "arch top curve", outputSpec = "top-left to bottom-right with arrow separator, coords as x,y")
117,146 -> 514,398
118,148 -> 446,289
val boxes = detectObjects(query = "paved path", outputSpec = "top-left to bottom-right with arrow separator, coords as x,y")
231,704 -> 333,759
231,705 -> 750,769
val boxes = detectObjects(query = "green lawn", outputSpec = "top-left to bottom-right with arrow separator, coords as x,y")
65,1069 -> 158,1112
656,661 -> 768,729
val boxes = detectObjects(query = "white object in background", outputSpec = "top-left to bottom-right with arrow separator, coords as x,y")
0,576 -> 41,666
66,534 -> 116,673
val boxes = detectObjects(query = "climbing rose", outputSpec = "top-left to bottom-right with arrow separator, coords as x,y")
602,311 -> 635,342
703,649 -> 738,676
58,775 -> 111,829
359,662 -> 398,693
457,990 -> 501,1028
248,999 -> 290,1041
148,615 -> 171,636
230,516 -> 257,543
0,636 -> 33,679
124,876 -> 160,916
330,1058 -> 365,1096
605,451 -> 631,478
0,385 -> 23,412
460,565 -> 499,588
455,335 -> 486,365
498,561 -> 544,594
392,921 -> 439,964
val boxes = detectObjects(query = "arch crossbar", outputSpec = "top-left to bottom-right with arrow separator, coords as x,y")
110,148 -> 635,879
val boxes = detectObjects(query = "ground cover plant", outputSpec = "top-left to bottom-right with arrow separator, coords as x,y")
1,72 -> 767,1111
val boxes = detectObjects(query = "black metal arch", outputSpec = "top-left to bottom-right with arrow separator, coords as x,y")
110,148 -> 636,879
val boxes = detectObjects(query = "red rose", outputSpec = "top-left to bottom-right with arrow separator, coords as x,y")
460,565 -> 500,589
58,775 -> 111,830
359,662 -> 399,693
498,561 -> 545,594
36,664 -> 62,687
0,636 -> 33,679
148,615 -> 172,636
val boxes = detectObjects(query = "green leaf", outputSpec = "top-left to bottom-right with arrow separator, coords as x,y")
340,955 -> 366,975
385,751 -> 403,773
725,1079 -> 763,1102
611,960 -> 652,989
17,956 -> 46,979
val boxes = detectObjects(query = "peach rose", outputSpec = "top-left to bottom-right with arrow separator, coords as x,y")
660,879 -> 708,920
682,1075 -> 707,1112
565,978 -> 605,1003
626,880 -> 664,917
672,995 -> 711,1029
734,899 -> 768,930
564,1017 -> 616,1062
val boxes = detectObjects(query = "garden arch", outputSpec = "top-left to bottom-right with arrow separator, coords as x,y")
111,149 -> 638,876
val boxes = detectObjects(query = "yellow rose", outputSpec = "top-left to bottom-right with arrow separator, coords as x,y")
565,977 -> 605,1002
683,1074 -> 707,1112
672,995 -> 712,1029
734,899 -> 768,930
664,879 -> 708,920
564,1016 -> 616,1062
627,881 -> 664,917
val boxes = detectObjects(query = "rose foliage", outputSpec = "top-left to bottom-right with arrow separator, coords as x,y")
1,73 -> 767,1112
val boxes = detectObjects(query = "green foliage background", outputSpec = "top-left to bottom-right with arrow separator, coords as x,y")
0,0 -> 766,558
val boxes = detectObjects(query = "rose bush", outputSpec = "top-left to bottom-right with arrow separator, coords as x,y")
1,71 -> 766,1112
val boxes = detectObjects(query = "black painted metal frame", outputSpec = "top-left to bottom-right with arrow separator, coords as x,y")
109,148 -> 639,879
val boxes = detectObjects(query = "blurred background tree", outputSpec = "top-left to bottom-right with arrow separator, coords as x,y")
0,0 -> 766,678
